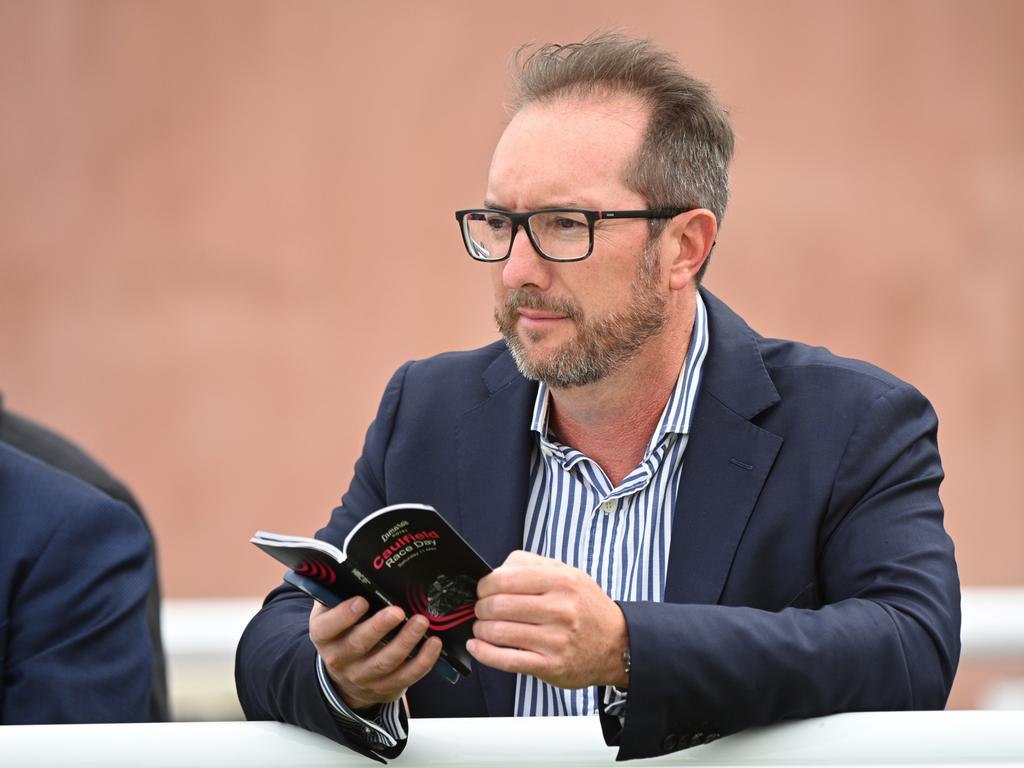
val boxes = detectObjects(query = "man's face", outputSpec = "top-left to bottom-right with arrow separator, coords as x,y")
486,94 -> 668,388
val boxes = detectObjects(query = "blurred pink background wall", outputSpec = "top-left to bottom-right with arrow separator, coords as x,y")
1,1 -> 1021,707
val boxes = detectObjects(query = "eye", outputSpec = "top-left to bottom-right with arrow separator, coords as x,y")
536,212 -> 589,239
485,214 -> 511,232
553,216 -> 586,230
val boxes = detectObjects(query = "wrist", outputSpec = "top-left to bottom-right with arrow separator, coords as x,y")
328,673 -> 377,713
351,701 -> 383,718
605,602 -> 630,688
617,648 -> 631,688
338,685 -> 379,713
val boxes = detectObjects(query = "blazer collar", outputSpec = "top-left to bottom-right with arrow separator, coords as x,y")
697,287 -> 780,419
663,288 -> 784,605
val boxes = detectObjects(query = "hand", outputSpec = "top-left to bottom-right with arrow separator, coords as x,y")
468,550 -> 629,689
309,597 -> 443,712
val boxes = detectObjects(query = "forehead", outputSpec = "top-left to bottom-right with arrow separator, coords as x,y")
486,93 -> 650,209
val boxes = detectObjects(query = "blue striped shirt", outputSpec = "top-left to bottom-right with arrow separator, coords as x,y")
515,292 -> 709,717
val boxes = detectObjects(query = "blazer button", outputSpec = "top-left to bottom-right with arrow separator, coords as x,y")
691,732 -> 705,745
662,734 -> 678,752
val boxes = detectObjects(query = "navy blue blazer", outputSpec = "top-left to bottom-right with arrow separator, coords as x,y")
0,442 -> 154,723
0,398 -> 169,721
236,289 -> 960,760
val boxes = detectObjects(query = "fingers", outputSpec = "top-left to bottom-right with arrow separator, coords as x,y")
351,632 -> 444,695
475,550 -> 565,601
341,606 -> 409,661
311,600 -> 444,710
313,601 -> 405,666
308,596 -> 371,645
473,616 -> 558,651
501,550 -> 557,567
475,592 -> 556,623
467,637 -> 546,676
477,561 -> 575,599
352,614 -> 430,677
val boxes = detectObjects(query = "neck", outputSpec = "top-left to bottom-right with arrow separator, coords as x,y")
546,305 -> 695,486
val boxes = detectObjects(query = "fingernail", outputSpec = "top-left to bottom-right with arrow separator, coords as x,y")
350,597 -> 367,613
392,607 -> 406,622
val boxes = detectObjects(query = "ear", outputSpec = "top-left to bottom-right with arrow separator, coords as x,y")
665,209 -> 718,291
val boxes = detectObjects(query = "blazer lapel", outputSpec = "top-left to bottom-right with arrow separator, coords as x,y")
454,349 -> 533,716
664,290 -> 783,605
664,396 -> 782,604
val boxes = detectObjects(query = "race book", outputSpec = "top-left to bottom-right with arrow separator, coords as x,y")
251,503 -> 492,683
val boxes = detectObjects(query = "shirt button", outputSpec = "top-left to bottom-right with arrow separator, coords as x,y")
601,500 -> 616,514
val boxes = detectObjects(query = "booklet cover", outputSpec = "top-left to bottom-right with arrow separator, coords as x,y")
251,503 -> 492,682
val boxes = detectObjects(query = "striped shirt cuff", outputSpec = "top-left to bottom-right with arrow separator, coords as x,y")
603,685 -> 628,720
316,654 -> 406,749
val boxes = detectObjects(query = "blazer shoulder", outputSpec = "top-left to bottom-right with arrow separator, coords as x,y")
404,340 -> 509,376
0,442 -> 143,543
400,340 -> 518,396
0,407 -> 143,516
757,335 -> 921,400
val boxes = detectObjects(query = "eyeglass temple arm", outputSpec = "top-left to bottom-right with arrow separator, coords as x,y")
597,208 -> 688,220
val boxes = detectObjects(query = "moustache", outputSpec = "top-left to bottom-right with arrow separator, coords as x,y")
500,289 -> 582,322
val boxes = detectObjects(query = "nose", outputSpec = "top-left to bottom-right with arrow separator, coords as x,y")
498,223 -> 552,291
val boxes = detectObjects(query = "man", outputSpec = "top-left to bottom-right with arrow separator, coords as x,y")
0,440 -> 155,723
236,33 -> 960,761
0,394 -> 169,721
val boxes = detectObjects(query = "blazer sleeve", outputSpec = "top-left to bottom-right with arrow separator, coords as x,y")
602,383 -> 961,759
235,362 -> 414,762
2,489 -> 154,724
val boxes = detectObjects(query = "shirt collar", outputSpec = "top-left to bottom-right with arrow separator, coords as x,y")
530,292 -> 710,450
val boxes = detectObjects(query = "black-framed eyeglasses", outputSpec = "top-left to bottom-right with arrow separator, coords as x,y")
454,207 -> 689,263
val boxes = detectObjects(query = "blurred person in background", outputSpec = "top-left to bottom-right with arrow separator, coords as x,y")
237,33 -> 959,761
0,395 -> 169,721
0,438 -> 155,723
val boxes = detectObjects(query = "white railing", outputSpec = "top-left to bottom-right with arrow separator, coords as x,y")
161,598 -> 260,719
161,588 -> 1024,719
958,587 -> 1024,660
1,712 -> 1023,767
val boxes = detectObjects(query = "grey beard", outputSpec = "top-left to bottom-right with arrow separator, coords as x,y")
494,246 -> 667,389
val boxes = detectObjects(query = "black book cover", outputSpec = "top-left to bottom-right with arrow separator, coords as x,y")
251,503 -> 492,681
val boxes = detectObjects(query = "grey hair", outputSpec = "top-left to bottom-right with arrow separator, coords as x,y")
511,32 -> 734,282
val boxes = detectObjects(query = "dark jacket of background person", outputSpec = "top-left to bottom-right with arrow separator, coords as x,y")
0,395 -> 168,721
236,290 -> 961,761
0,441 -> 155,723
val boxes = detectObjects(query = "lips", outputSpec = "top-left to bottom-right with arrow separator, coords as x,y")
494,290 -> 581,341
517,308 -> 568,322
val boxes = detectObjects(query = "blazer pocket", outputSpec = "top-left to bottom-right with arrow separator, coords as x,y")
785,581 -> 821,610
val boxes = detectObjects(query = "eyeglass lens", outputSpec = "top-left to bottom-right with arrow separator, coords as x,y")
463,211 -> 591,261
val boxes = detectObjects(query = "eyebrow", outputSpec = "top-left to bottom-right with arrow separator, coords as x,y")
482,200 -> 588,211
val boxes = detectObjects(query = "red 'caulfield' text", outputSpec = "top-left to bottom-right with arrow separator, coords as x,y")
373,530 -> 440,569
